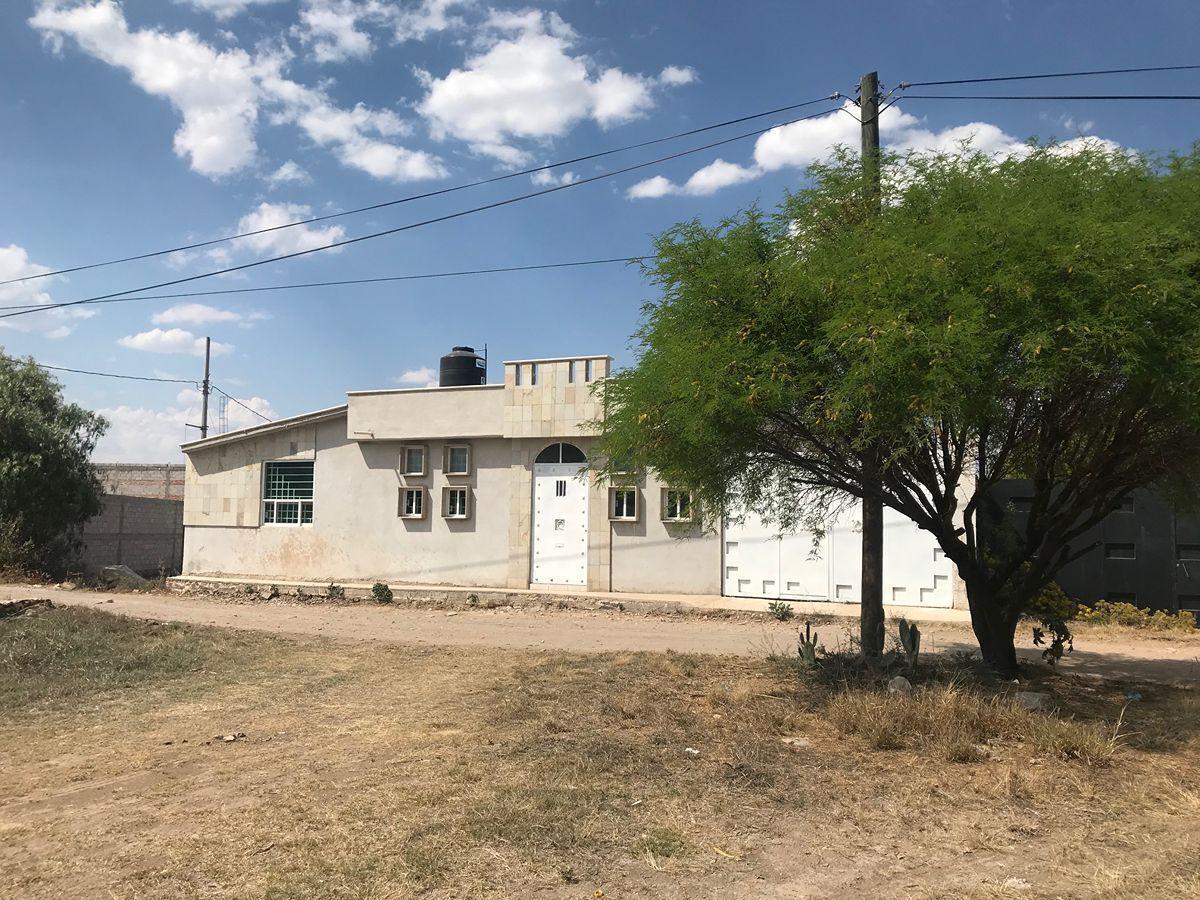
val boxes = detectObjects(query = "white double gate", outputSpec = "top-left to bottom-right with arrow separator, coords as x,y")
723,503 -> 954,608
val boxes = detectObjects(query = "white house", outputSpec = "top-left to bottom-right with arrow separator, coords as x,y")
180,349 -> 963,609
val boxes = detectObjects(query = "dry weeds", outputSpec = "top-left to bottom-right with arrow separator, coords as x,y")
0,608 -> 1197,899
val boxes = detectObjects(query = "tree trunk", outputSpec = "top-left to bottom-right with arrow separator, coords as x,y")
964,578 -> 1021,677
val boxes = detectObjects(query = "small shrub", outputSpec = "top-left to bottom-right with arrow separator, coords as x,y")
767,600 -> 794,622
1075,600 -> 1196,632
326,583 -> 345,601
371,582 -> 393,603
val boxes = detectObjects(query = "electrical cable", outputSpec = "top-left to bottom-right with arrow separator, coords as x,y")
0,95 -> 840,288
0,255 -> 648,312
1,105 -> 842,323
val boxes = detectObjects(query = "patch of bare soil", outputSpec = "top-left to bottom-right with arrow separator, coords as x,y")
4,582 -> 1198,686
1,607 -> 1198,898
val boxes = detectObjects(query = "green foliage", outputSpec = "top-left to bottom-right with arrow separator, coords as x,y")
897,618 -> 921,670
326,583 -> 345,601
0,351 -> 107,576
1075,600 -> 1197,632
596,143 -> 1200,673
371,582 -> 394,603
766,599 -> 794,621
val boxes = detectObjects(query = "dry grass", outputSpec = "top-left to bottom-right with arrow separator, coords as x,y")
824,681 -> 1122,765
1,607 -> 1198,899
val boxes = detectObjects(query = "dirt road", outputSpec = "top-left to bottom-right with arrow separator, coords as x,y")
3,583 -> 1197,684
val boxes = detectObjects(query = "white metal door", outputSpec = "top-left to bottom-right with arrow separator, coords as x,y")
531,463 -> 589,586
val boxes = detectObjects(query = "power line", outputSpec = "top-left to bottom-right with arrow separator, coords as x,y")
0,255 -> 648,312
903,64 -> 1200,88
0,94 -> 840,288
35,363 -> 197,385
211,384 -> 272,423
1,105 -> 842,323
901,93 -> 1200,101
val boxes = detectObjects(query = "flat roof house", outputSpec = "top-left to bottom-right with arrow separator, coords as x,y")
181,349 -> 963,609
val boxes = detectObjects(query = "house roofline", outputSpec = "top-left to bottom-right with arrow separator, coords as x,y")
346,383 -> 504,397
503,354 -> 613,365
180,404 -> 348,453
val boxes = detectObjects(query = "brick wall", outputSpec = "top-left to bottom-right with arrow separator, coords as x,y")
80,463 -> 186,576
96,463 -> 185,501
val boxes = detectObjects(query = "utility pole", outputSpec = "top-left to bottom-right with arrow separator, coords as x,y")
200,336 -> 211,440
858,71 -> 885,661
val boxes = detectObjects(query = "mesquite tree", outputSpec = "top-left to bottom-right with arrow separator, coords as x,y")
596,145 -> 1200,675
0,350 -> 107,575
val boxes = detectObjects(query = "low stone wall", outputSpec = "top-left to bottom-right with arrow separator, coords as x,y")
80,495 -> 184,578
168,575 -> 738,618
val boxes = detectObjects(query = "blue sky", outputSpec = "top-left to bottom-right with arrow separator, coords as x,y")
2,0 -> 1198,461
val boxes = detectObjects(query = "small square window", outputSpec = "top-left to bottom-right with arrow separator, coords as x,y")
401,445 -> 426,476
662,489 -> 694,523
400,487 -> 425,519
610,488 -> 638,521
445,444 -> 471,476
443,486 -> 471,519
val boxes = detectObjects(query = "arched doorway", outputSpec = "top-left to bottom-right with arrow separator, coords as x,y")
531,443 -> 588,586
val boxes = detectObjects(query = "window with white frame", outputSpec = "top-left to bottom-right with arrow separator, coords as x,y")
400,444 -> 426,476
610,487 -> 638,521
399,487 -> 425,519
662,488 -> 694,522
444,443 -> 471,476
262,461 -> 314,525
443,486 -> 471,519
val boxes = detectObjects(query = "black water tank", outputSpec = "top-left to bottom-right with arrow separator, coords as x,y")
439,346 -> 486,387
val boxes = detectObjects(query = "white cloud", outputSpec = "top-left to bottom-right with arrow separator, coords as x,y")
393,366 -> 438,388
530,168 -> 579,187
234,201 -> 346,255
93,386 -> 278,463
658,65 -> 697,87
628,101 -> 1123,199
293,0 -> 468,64
31,1 -> 447,183
0,243 -> 95,338
180,0 -> 286,20
151,302 -> 269,327
118,328 -> 234,357
266,159 -> 310,187
625,174 -> 673,199
417,9 -> 693,164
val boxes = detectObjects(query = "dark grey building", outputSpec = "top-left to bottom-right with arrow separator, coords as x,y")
990,481 -> 1199,617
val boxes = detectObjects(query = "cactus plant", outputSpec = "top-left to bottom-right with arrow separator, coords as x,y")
897,618 -> 921,670
797,620 -> 820,668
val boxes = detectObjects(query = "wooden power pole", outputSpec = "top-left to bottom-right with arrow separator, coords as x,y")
200,336 -> 211,440
858,71 -> 886,660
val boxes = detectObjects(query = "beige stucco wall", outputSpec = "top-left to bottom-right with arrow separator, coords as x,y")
346,385 -> 505,440
609,473 -> 722,595
184,416 -> 514,586
181,356 -> 721,595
